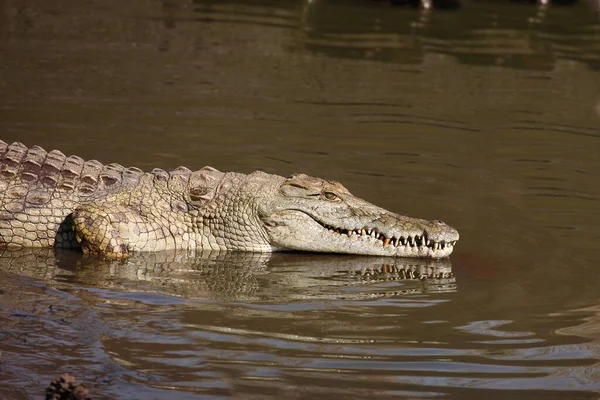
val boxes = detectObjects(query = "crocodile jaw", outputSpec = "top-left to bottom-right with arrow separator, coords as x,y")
262,210 -> 459,258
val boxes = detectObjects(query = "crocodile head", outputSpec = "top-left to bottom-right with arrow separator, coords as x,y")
249,172 -> 459,258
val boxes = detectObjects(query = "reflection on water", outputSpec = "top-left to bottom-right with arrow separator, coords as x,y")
0,249 -> 598,398
1,0 -> 600,398
0,249 -> 457,301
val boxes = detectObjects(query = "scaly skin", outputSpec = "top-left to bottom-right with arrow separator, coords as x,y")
0,141 -> 459,259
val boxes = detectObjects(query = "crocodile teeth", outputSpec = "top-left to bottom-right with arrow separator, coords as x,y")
319,223 -> 454,255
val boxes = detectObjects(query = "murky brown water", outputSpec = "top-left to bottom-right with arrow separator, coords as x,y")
1,0 -> 600,398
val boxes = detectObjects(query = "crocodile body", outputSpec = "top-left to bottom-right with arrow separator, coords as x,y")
0,141 -> 459,259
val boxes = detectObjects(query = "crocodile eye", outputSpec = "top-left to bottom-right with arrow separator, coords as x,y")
322,192 -> 338,201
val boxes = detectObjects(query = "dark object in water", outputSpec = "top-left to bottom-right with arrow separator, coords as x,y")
45,374 -> 90,400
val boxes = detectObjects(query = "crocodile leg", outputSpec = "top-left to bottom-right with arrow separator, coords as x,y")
72,202 -> 149,259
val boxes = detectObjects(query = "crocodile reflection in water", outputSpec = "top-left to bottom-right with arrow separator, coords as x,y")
0,249 -> 456,301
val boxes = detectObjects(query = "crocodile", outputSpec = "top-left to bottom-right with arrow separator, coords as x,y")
0,140 -> 459,259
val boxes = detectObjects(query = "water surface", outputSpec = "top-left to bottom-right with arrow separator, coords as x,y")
1,0 -> 599,398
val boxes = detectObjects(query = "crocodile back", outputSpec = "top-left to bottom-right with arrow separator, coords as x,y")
0,140 -> 147,247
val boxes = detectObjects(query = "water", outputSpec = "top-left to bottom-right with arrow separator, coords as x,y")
1,0 -> 600,398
